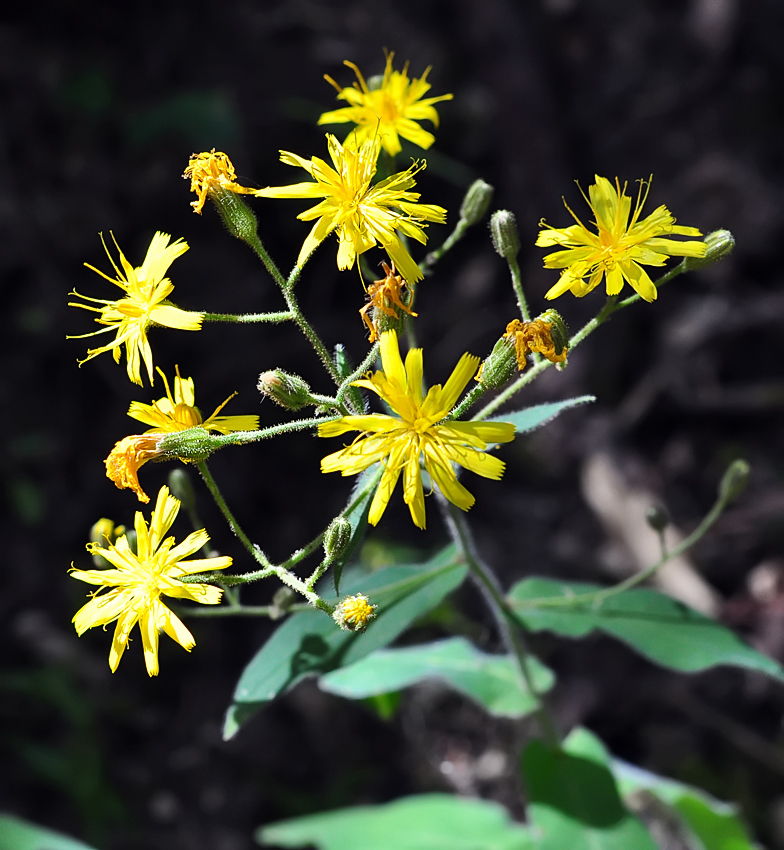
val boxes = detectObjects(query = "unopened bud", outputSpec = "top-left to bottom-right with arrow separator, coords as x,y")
718,459 -> 750,504
490,210 -> 521,260
460,180 -> 494,227
324,516 -> 352,562
89,518 -> 126,566
332,593 -> 377,632
645,505 -> 670,533
269,586 -> 296,620
682,229 -> 735,271
168,468 -> 197,515
257,369 -> 313,411
476,336 -> 517,390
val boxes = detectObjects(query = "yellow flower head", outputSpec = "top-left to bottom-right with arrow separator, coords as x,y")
333,594 -> 377,631
184,150 -> 259,214
254,134 -> 446,285
318,51 -> 453,157
69,232 -> 204,386
537,176 -> 707,302
319,330 -> 516,529
105,366 -> 260,502
70,485 -> 231,676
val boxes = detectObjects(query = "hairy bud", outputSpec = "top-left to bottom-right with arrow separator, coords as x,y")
476,336 -> 518,390
323,516 -> 352,562
490,210 -> 521,260
718,459 -> 750,504
682,229 -> 735,271
257,369 -> 313,411
460,179 -> 494,227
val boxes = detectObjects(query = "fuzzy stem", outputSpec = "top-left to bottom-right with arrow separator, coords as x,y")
202,311 -> 293,324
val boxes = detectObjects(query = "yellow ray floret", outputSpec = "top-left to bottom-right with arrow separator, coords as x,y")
254,134 -> 446,284
184,150 -> 260,214
537,175 -> 707,303
319,330 -> 515,530
106,366 -> 259,502
318,51 -> 453,157
70,486 -> 231,676
69,232 -> 203,386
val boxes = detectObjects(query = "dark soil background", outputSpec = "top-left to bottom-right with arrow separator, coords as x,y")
3,1 -> 784,848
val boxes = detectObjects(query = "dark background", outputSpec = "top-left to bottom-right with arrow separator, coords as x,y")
3,1 -> 784,848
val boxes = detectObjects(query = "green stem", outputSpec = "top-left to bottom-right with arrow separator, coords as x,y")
473,261 -> 690,421
336,343 -> 379,406
244,232 -> 287,289
422,218 -> 470,270
202,311 -> 293,324
508,255 -> 532,323
448,382 -> 489,421
440,498 -> 560,745
512,487 -> 728,611
196,461 -> 271,569
179,602 -> 315,618
188,415 -> 339,450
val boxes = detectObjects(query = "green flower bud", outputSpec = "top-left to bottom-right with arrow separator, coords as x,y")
476,336 -> 518,390
168,468 -> 197,516
490,210 -> 521,260
718,459 -> 750,504
257,369 -> 313,411
460,179 -> 494,226
159,427 -> 216,463
210,186 -> 260,246
682,229 -> 735,271
324,516 -> 352,562
645,505 -> 670,533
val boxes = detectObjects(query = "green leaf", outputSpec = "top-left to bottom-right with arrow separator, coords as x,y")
319,637 -> 554,718
256,793 -> 534,850
487,395 -> 595,433
509,578 -> 784,680
224,546 -> 467,739
332,464 -> 382,593
0,815 -> 98,850
613,760 -> 758,850
522,728 -> 657,850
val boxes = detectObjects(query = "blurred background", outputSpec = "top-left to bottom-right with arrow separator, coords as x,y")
2,0 -> 784,847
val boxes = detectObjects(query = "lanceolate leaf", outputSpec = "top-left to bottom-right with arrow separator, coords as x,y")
613,760 -> 758,850
487,395 -> 595,434
509,578 -> 784,681
0,815 -> 98,850
319,637 -> 555,718
223,546 -> 467,739
522,727 -> 657,850
257,793 -> 535,850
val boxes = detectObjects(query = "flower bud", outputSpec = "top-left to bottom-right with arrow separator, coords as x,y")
168,468 -> 197,515
476,336 -> 518,390
460,179 -> 494,227
332,593 -> 377,632
645,505 -> 670,533
323,516 -> 352,562
718,459 -> 750,504
257,369 -> 313,411
682,229 -> 735,271
490,210 -> 521,260
89,518 -> 127,566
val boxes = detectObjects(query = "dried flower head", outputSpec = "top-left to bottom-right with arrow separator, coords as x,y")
360,261 -> 417,342
504,312 -> 569,371
184,150 -> 260,214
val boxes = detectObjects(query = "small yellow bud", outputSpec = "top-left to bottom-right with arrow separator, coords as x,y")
257,369 -> 313,411
332,594 -> 377,632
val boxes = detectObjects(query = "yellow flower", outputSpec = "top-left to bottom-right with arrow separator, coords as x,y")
106,367 -> 259,502
70,486 -> 231,676
319,330 -> 515,529
333,594 -> 377,631
537,176 -> 707,302
69,232 -> 204,386
318,51 -> 453,157
254,134 -> 446,284
184,150 -> 259,214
